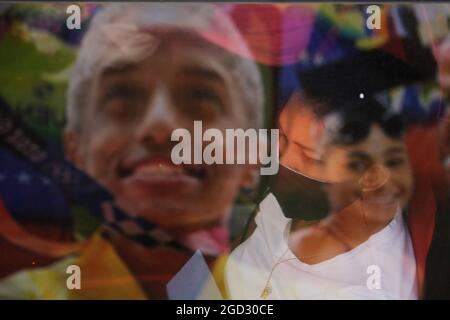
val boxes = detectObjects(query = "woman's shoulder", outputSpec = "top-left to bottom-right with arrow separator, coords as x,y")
288,224 -> 348,265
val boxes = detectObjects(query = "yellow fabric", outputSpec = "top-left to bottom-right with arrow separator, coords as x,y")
0,231 -> 228,300
0,232 -> 147,299
211,254 -> 229,299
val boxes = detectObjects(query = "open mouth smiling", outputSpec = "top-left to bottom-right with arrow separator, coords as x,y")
118,156 -> 207,187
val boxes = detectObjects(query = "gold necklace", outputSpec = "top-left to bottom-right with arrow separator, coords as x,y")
260,248 -> 296,298
260,223 -> 355,299
260,201 -> 378,299
259,244 -> 347,299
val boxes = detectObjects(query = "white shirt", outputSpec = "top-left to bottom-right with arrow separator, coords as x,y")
225,193 -> 418,300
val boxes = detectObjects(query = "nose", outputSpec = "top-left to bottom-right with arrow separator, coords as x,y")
359,164 -> 391,192
135,85 -> 178,147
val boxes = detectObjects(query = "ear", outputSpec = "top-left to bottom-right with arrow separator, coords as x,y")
63,130 -> 85,169
239,164 -> 260,192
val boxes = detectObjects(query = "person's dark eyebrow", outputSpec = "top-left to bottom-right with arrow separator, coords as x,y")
101,62 -> 139,78
348,151 -> 370,161
97,83 -> 146,111
102,84 -> 143,99
384,146 -> 406,156
179,66 -> 225,85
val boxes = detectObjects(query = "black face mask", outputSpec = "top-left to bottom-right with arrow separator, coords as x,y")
270,164 -> 331,221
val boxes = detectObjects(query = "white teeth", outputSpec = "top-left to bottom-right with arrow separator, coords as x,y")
134,164 -> 184,176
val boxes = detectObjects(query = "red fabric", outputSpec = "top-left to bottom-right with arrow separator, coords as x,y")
405,125 -> 441,297
228,4 -> 315,65
0,198 -> 77,278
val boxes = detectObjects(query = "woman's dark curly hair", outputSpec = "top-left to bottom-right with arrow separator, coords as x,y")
323,95 -> 406,146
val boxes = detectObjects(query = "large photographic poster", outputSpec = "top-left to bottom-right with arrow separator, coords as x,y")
0,2 -> 449,301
